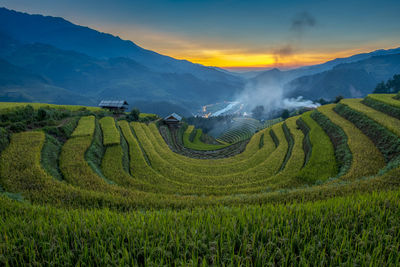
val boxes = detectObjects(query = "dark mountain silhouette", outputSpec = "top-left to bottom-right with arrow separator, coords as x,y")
1,7 -> 400,114
252,47 -> 400,86
0,8 -> 245,114
0,38 -> 239,110
285,53 -> 400,99
0,7 -> 242,83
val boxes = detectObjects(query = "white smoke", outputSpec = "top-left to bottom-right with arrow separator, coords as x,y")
282,96 -> 320,109
234,78 -> 320,117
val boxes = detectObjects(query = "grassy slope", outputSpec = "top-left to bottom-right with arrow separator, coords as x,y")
2,97 -> 400,265
367,94 -> 400,108
0,102 -> 101,112
318,104 -> 385,180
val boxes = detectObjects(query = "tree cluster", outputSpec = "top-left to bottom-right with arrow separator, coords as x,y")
127,108 -> 140,122
373,74 -> 400,94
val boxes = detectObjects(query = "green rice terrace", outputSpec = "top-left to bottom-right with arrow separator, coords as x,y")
1,94 -> 400,265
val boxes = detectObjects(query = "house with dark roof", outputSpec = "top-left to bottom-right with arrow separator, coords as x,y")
98,100 -> 128,112
163,113 -> 182,125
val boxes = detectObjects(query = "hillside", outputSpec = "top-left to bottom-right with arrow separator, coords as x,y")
0,7 -> 242,82
285,53 -> 400,99
0,8 -> 244,114
0,58 -> 96,105
252,47 -> 400,85
2,7 -> 400,115
1,94 -> 400,264
0,40 -> 237,110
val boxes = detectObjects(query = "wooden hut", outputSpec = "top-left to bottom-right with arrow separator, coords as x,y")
98,100 -> 128,112
163,113 -> 182,125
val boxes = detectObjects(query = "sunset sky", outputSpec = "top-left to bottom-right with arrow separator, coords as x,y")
2,0 -> 400,70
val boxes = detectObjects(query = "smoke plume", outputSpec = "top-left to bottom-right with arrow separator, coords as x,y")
290,11 -> 317,35
234,77 -> 319,119
273,44 -> 294,65
234,11 -> 319,118
273,11 -> 317,64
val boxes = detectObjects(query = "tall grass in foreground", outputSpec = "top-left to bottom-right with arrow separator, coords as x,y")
1,190 -> 400,266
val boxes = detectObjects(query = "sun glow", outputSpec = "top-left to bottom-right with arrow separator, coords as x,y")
112,25 -> 399,70
162,46 -> 386,69
171,50 -> 357,69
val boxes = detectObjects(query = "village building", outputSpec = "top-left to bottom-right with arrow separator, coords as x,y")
98,100 -> 128,112
163,113 -> 182,126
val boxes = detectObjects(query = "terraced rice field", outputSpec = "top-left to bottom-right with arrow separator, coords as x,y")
366,93 -> 400,108
183,125 -> 229,150
218,117 -> 262,143
1,94 -> 400,265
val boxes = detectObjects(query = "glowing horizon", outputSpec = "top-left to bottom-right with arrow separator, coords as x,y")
2,0 -> 400,71
136,41 -> 400,70
169,50 -> 366,69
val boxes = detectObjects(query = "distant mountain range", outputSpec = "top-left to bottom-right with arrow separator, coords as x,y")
0,7 -> 243,116
285,53 -> 400,99
250,47 -> 400,100
0,7 -> 400,115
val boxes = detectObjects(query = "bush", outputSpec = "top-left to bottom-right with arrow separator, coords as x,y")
127,108 -> 140,121
0,127 -> 9,152
9,122 -> 26,132
281,109 -> 290,119
37,108 -> 49,121
334,95 -> 344,103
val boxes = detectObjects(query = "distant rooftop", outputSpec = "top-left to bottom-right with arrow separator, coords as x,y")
98,100 -> 128,108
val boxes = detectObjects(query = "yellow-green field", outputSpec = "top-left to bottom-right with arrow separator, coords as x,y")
0,101 -> 101,112
1,94 -> 400,265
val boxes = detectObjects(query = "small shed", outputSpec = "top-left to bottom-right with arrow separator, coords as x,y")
98,100 -> 128,112
163,113 -> 182,125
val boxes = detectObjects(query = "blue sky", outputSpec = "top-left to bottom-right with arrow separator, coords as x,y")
2,0 -> 400,69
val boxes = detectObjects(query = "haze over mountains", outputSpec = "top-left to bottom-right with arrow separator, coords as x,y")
0,7 -> 400,116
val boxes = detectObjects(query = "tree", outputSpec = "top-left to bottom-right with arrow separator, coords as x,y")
386,74 -> 400,93
334,95 -> 344,103
251,105 -> 264,120
372,74 -> 400,94
316,98 -> 329,105
373,81 -> 388,94
128,108 -> 140,121
281,109 -> 290,119
37,108 -> 48,121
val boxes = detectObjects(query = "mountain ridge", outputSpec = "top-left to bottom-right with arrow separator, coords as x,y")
285,53 -> 400,99
0,7 -> 241,84
1,7 -> 400,115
